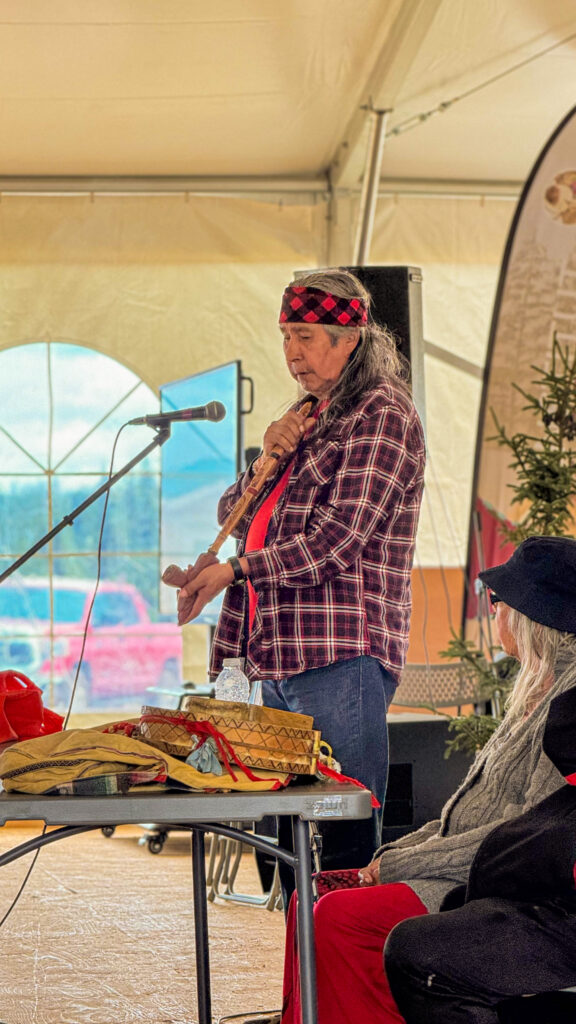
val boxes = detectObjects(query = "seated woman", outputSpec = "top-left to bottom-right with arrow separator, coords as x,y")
280,535 -> 576,1024
384,681 -> 576,1024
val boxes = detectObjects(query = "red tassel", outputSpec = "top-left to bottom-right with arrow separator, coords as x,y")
316,762 -> 380,808
102,721 -> 138,737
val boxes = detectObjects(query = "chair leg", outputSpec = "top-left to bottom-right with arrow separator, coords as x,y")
264,861 -> 282,912
207,835 -> 228,902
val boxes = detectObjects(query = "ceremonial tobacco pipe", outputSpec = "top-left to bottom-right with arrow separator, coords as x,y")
162,400 -> 314,624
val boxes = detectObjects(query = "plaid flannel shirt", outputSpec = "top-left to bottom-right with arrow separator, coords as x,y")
211,381 -> 426,683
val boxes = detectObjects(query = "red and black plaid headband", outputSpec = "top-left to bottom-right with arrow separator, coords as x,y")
279,285 -> 368,327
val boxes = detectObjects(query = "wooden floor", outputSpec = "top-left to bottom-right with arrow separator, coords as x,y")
0,825 -> 285,1024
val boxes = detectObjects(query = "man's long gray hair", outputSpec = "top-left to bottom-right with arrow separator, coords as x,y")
289,268 -> 410,435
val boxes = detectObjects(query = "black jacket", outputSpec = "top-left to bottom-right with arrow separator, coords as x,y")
443,685 -> 576,911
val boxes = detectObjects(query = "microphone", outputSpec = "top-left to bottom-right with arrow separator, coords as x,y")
128,401 -> 226,427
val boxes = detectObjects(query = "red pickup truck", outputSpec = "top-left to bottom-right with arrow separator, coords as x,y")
0,576 -> 183,709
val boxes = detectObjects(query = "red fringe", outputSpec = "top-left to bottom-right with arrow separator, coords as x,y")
139,712 -> 282,785
316,763 -> 380,808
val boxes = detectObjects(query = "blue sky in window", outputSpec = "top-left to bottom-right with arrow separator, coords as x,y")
0,343 -> 160,480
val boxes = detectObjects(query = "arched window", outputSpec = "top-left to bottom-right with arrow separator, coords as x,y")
0,341 -> 182,712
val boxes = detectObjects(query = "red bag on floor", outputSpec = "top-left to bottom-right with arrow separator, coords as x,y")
0,671 -> 64,743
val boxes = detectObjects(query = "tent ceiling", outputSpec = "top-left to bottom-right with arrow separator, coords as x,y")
1,0 -> 576,192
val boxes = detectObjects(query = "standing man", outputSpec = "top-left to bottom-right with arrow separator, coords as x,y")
179,268 -> 425,876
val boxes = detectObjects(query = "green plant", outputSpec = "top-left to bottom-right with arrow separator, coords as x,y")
489,337 -> 576,543
443,711 -> 501,759
439,631 -> 517,703
437,338 -> 576,755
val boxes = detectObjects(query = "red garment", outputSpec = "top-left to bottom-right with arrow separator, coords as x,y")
245,462 -> 293,631
282,879 -> 428,1024
244,400 -> 328,633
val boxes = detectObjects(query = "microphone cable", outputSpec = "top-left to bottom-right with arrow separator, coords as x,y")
62,423 -> 128,729
0,423 -> 128,930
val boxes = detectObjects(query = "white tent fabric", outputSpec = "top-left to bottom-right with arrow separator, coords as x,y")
1,0 -> 575,666
0,194 -> 324,437
0,191 -> 514,570
371,196 -> 514,563
0,1 -> 574,186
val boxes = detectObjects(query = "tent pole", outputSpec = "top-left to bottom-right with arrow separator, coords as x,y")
353,108 -> 389,266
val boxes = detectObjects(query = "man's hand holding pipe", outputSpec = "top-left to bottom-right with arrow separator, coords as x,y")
251,406 -> 315,475
178,405 -> 314,623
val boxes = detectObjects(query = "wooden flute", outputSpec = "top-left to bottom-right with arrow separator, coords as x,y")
162,399 -> 314,607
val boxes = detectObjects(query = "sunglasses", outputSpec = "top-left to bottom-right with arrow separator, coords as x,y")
488,591 -> 502,609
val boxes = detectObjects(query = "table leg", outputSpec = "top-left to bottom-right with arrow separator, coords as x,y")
293,817 -> 318,1024
192,828 -> 212,1024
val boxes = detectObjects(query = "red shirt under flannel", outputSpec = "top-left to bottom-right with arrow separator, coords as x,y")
210,381 -> 426,683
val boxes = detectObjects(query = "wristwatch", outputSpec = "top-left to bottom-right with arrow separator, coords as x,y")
227,555 -> 247,585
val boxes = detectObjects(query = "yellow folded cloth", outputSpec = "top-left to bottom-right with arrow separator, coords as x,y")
0,724 -> 290,795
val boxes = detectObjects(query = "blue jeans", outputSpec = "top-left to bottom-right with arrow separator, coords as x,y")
262,656 -> 397,900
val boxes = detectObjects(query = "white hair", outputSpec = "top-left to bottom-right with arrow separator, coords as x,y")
505,607 -> 576,723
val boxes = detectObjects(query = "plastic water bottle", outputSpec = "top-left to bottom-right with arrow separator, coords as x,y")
214,658 -> 250,703
248,679 -> 263,705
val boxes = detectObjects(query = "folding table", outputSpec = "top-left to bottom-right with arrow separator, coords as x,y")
0,782 -> 372,1024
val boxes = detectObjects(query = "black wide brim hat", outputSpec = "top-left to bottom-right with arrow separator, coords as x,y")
478,535 -> 576,634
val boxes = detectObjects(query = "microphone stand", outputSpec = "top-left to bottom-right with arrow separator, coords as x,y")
0,426 -> 171,584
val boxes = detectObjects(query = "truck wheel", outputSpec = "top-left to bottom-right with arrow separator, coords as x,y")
158,658 -> 181,689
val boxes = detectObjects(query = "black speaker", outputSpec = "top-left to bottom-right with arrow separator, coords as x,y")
244,445 -> 261,469
341,265 -> 423,365
334,265 -> 426,423
382,716 -> 473,843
